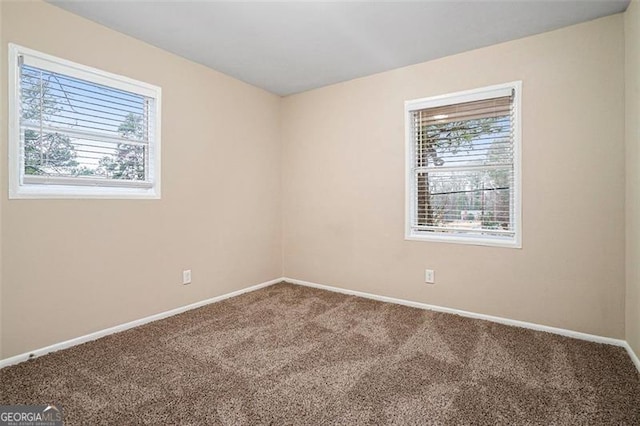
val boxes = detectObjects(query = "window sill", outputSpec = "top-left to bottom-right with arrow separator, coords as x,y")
9,184 -> 161,200
405,232 -> 521,249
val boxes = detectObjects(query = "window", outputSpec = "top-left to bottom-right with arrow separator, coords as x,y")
405,82 -> 521,248
8,44 -> 161,199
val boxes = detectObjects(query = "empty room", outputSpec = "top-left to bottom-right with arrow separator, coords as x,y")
1,0 -> 639,424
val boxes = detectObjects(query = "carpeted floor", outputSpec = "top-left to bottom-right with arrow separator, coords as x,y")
1,282 -> 639,425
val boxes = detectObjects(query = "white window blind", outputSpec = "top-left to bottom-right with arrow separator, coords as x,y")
9,44 -> 161,199
405,82 -> 521,247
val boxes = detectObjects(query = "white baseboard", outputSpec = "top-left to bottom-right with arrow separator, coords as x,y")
0,277 -> 283,369
284,277 -> 629,348
3,275 -> 638,375
623,341 -> 640,373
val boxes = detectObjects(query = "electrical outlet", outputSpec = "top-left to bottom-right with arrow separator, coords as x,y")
425,269 -> 435,284
182,269 -> 192,285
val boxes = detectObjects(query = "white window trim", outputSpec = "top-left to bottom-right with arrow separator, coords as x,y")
8,43 -> 162,199
404,81 -> 522,248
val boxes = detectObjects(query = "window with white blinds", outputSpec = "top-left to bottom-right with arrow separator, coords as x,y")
405,82 -> 521,248
8,44 -> 161,199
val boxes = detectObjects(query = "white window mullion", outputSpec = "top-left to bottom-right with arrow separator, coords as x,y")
21,123 -> 151,148
414,164 -> 513,174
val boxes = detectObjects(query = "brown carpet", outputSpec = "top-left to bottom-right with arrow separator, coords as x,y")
1,282 -> 639,425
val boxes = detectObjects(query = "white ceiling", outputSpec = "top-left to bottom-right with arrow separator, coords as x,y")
49,1 -> 629,96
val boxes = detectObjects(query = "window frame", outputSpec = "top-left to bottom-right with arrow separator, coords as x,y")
404,81 -> 522,248
8,43 -> 162,199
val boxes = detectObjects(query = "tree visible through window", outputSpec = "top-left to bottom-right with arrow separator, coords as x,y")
405,83 -> 521,247
98,112 -> 147,181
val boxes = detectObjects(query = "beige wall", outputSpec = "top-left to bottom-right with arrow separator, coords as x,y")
0,1 -> 282,358
626,0 -> 640,357
0,2 -> 632,360
282,15 -> 626,338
